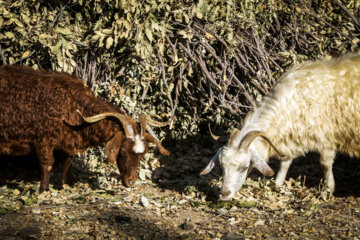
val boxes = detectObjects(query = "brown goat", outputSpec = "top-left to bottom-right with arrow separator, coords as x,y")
0,65 -> 170,192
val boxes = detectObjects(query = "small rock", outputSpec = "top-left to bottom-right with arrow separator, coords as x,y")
181,218 -> 196,231
221,233 -> 245,240
31,208 -> 41,214
141,196 -> 150,208
216,232 -> 223,238
254,220 -> 265,227
42,199 -> 52,205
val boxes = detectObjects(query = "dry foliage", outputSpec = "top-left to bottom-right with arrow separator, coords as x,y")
0,0 -> 359,138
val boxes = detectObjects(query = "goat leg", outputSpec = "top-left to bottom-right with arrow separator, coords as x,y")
40,164 -> 52,192
319,150 -> 336,193
275,159 -> 293,186
37,146 -> 54,192
62,155 -> 73,186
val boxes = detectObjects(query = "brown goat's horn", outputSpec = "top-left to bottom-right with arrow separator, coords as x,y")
146,115 -> 169,127
76,110 -> 135,139
239,130 -> 285,157
144,124 -> 170,156
139,114 -> 147,139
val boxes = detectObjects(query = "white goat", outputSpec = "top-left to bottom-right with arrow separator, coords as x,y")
201,53 -> 360,201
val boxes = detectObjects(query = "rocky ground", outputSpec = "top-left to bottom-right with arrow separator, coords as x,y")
1,143 -> 360,240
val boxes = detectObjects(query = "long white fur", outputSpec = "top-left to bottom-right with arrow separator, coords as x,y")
204,52 -> 360,200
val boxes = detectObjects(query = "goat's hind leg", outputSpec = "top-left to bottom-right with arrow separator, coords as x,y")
319,150 -> 336,193
61,154 -> 73,186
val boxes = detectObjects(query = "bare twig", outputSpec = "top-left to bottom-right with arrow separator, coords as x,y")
141,81 -> 151,101
0,45 -> 6,65
332,0 -> 360,29
11,50 -> 36,65
165,35 -> 178,62
118,66 -> 126,77
179,42 -> 220,90
198,41 -> 256,106
193,22 -> 228,48
305,10 -> 352,41
157,49 -> 168,90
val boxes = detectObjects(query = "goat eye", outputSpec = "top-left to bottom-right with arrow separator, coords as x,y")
239,166 -> 248,172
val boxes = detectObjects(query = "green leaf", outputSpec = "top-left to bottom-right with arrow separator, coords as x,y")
145,28 -> 153,42
56,27 -> 75,40
102,28 -> 113,35
106,36 -> 113,49
5,32 -> 15,38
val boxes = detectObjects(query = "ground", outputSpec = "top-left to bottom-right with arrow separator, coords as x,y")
0,143 -> 360,240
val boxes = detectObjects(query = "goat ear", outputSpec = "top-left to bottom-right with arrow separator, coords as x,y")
144,133 -> 170,156
228,128 -> 241,147
105,132 -> 124,164
252,151 -> 274,177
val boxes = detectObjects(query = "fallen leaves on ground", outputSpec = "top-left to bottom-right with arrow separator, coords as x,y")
0,144 -> 360,239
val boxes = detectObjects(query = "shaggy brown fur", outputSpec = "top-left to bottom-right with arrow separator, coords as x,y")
0,65 -> 169,192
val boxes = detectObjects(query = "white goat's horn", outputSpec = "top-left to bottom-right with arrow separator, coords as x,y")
208,123 -> 220,140
200,147 -> 223,175
239,130 -> 285,157
76,110 -> 135,139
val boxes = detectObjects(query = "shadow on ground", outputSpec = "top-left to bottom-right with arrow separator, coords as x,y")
0,205 -> 193,239
1,136 -> 360,199
154,138 -> 360,200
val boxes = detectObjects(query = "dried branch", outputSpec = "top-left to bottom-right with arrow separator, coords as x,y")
198,41 -> 256,106
179,42 -> 221,90
11,50 -> 36,65
0,45 -> 6,65
193,22 -> 228,48
166,34 -> 178,62
157,50 -> 168,89
305,10 -> 352,41
332,0 -> 360,29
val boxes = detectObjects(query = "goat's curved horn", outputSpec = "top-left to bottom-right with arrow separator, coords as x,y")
239,130 -> 285,157
76,110 -> 135,139
200,147 -> 223,175
146,115 -> 169,127
143,124 -> 170,156
145,124 -> 160,142
208,123 -> 220,140
139,114 -> 147,139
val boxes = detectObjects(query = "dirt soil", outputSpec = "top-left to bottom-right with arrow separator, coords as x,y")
0,144 -> 360,240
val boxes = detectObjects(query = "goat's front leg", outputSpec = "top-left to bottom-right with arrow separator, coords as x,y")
37,146 -> 55,193
319,150 -> 336,193
275,159 -> 293,186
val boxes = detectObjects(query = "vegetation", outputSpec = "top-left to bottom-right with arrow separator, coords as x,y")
1,0 -> 359,140
1,2 -> 359,238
